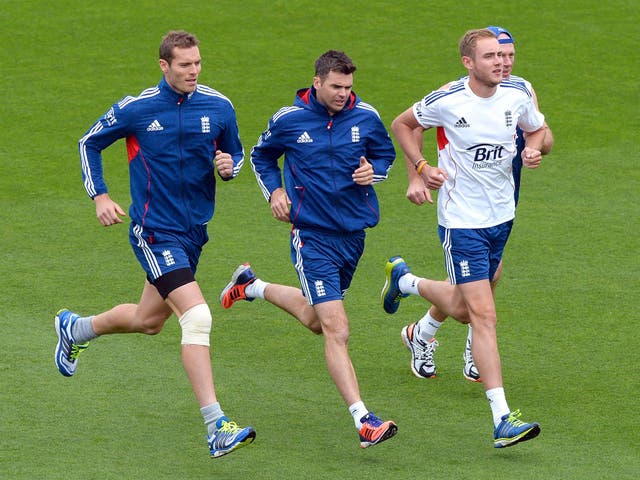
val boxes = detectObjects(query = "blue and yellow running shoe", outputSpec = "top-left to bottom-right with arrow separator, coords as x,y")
494,410 -> 540,448
381,256 -> 410,314
208,416 -> 256,458
54,309 -> 89,377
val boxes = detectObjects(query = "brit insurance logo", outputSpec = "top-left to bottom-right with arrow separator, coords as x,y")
467,143 -> 506,170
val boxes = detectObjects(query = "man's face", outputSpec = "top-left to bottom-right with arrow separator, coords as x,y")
498,34 -> 515,79
160,46 -> 201,94
313,70 -> 353,115
465,37 -> 503,87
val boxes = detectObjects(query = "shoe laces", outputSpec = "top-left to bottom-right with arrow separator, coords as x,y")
464,342 -> 473,362
392,291 -> 404,303
218,419 -> 243,434
415,338 -> 438,363
69,343 -> 89,361
504,409 -> 526,426
362,413 -> 383,428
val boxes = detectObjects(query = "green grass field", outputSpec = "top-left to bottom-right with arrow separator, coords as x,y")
1,1 -> 638,478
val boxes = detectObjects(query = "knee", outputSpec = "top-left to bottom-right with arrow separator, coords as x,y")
178,304 -> 212,346
321,321 -> 350,345
310,324 -> 323,335
141,324 -> 164,336
140,314 -> 169,335
448,299 -> 471,324
308,317 -> 324,335
471,313 -> 497,333
452,305 -> 471,324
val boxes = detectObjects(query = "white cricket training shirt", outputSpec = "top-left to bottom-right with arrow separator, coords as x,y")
413,78 -> 545,229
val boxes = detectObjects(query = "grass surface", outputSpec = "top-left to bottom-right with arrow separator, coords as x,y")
1,1 -> 638,478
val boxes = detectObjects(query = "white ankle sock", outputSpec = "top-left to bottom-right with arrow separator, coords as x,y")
72,316 -> 99,344
398,273 -> 421,295
201,402 -> 224,436
417,312 -> 442,342
348,401 -> 369,429
486,387 -> 510,427
245,279 -> 268,299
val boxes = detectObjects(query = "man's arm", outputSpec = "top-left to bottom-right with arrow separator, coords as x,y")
403,126 -> 432,205
79,104 -> 129,225
363,115 -> 396,184
521,127 -> 545,169
391,108 -> 448,205
216,101 -> 245,180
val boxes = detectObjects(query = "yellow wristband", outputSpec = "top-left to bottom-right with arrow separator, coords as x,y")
416,160 -> 428,175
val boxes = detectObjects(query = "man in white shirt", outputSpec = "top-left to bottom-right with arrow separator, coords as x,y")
384,28 -> 546,448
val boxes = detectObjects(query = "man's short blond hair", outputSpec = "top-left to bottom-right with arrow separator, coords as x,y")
459,29 -> 497,59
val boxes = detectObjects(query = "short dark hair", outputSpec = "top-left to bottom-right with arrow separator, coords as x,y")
159,31 -> 199,64
314,50 -> 356,80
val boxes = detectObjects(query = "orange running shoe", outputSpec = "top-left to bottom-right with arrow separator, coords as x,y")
359,413 -> 398,448
220,263 -> 256,309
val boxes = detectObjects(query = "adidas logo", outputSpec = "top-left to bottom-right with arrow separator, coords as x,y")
296,131 -> 313,143
454,117 -> 470,128
147,120 -> 164,132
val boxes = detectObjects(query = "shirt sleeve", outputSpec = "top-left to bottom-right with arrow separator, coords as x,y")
216,100 -> 245,180
78,103 -> 129,199
517,97 -> 545,133
250,113 -> 286,201
366,115 -> 396,184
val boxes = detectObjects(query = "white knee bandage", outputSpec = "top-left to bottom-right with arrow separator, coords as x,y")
178,304 -> 212,346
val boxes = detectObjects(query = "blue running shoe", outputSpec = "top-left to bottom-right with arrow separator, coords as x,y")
359,412 -> 398,448
220,263 -> 257,309
54,309 -> 89,377
208,416 -> 256,458
494,410 -> 540,448
381,256 -> 410,314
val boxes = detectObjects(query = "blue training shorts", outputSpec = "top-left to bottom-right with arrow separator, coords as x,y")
438,220 -> 513,285
129,222 -> 208,281
290,227 -> 365,305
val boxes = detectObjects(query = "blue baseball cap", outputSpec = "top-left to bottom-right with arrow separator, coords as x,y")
487,26 -> 514,44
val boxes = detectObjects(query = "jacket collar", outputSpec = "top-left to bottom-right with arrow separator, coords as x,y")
294,86 -> 358,115
159,77 -> 195,103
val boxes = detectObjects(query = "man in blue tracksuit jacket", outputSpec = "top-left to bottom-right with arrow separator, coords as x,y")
219,50 -> 398,448
251,79 -> 394,233
54,31 -> 255,459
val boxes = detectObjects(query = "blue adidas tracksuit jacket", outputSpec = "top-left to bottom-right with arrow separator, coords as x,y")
79,77 -> 244,233
250,86 -> 396,233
